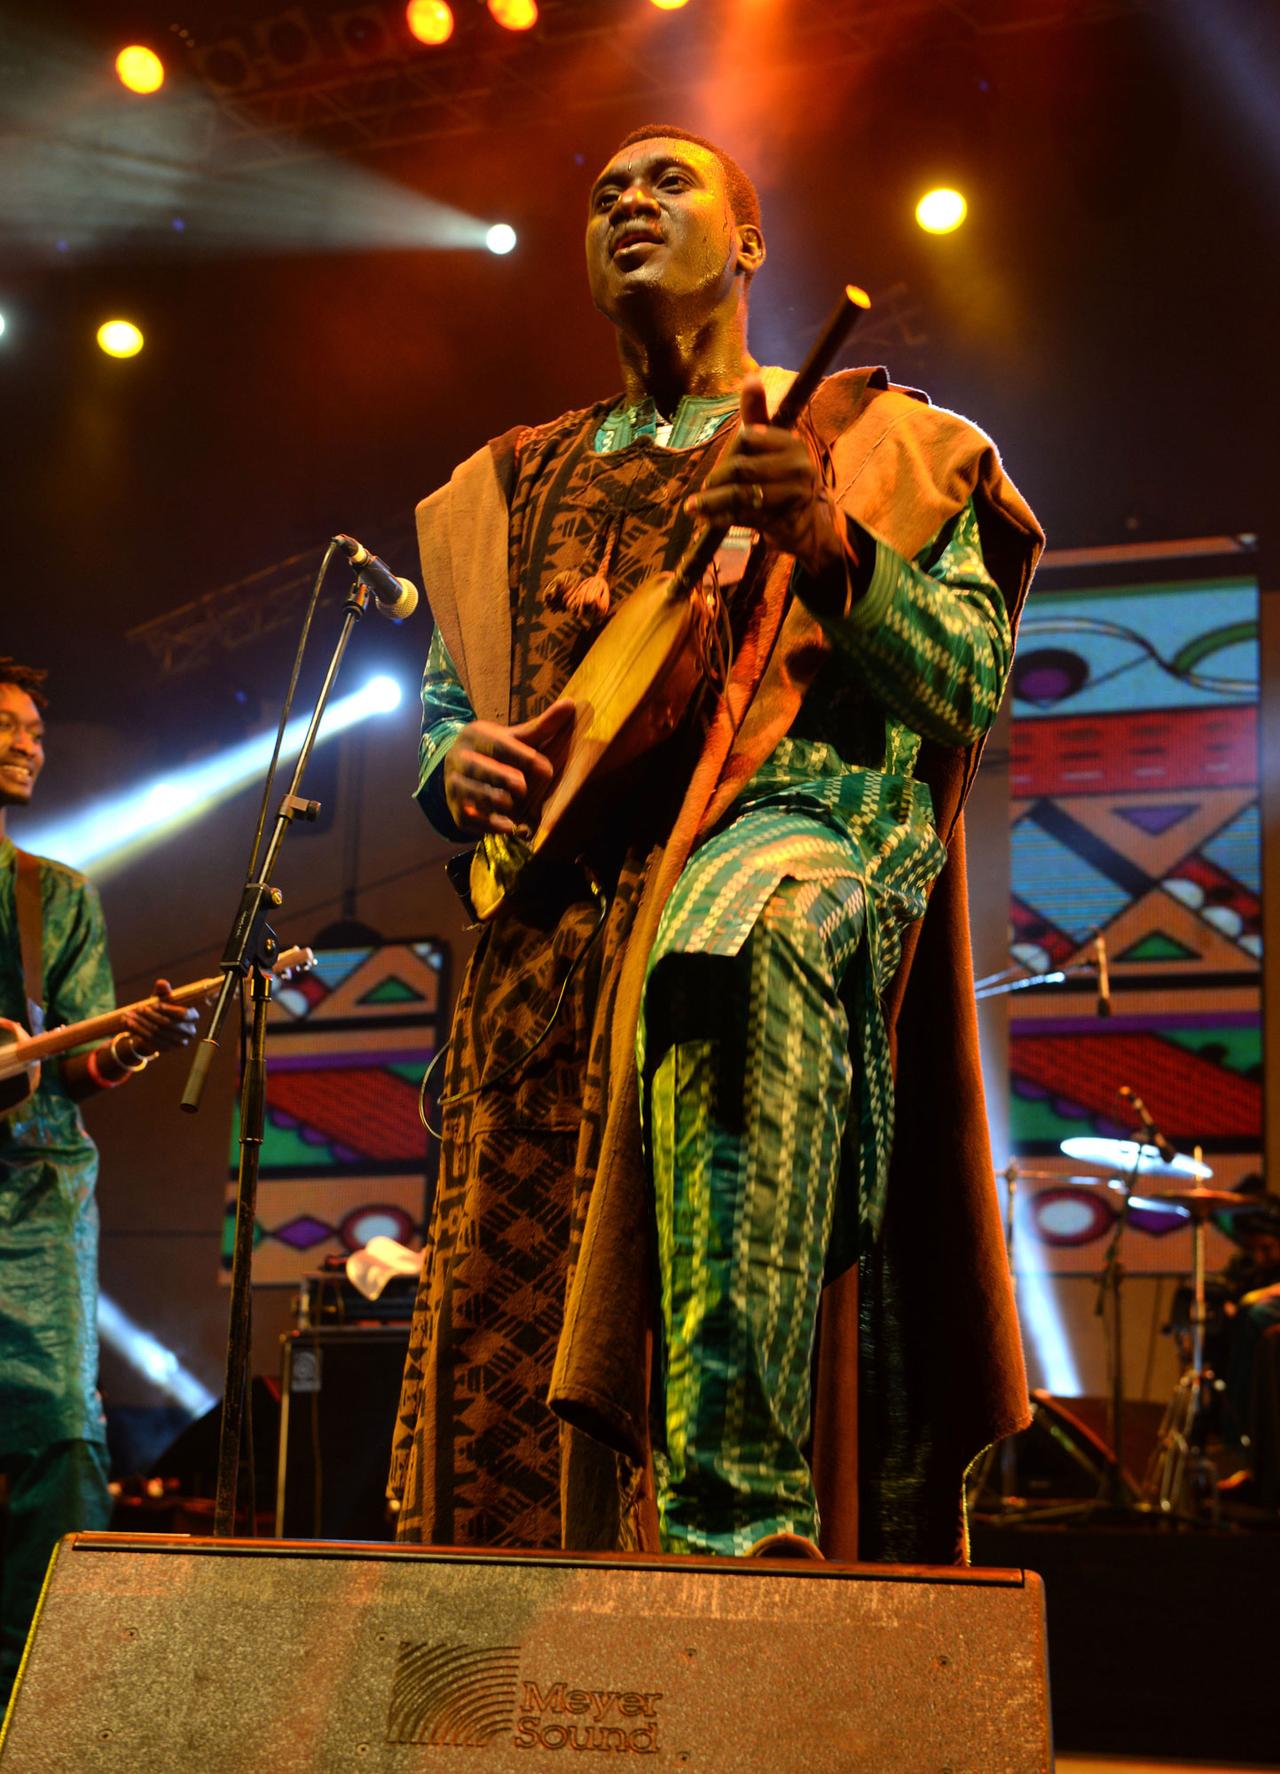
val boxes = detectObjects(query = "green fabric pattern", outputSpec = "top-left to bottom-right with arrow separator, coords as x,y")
592,391 -> 739,454
643,875 -> 862,1554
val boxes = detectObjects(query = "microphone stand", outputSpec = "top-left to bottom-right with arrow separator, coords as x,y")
180,570 -> 378,1539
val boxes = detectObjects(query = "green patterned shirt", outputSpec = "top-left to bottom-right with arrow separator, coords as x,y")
0,836 -> 116,1452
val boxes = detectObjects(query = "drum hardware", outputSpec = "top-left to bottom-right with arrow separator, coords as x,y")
971,1157 -> 1144,1521
1140,1168 -> 1250,1522
980,1102 -> 1223,1523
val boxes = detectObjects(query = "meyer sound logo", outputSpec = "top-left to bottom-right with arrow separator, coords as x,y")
387,1642 -> 663,1754
387,1642 -> 521,1747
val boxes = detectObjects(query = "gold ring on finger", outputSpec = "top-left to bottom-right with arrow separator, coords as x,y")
748,483 -> 765,513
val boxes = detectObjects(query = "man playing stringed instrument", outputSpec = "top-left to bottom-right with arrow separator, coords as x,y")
390,129 -> 1043,1562
0,659 -> 198,1706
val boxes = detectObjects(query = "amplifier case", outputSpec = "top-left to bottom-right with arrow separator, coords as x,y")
2,1534 -> 1052,1773
276,1323 -> 410,1540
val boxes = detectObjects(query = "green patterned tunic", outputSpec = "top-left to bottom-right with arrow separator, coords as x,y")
0,837 -> 115,1456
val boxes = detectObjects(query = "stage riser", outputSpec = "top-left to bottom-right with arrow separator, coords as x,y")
1,1536 -> 1051,1773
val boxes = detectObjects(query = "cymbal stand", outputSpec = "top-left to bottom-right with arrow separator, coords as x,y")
1143,1152 -> 1221,1523
985,1152 -> 1142,1523
1081,1148 -> 1148,1515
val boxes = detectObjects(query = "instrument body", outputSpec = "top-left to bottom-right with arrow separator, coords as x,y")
535,567 -> 707,856
0,946 -> 314,1114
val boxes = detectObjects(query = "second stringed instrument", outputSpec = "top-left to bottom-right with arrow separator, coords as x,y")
470,284 -> 871,922
0,945 -> 315,1113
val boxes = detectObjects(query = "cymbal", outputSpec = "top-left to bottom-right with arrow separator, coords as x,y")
1137,1186 -> 1253,1214
1060,1136 -> 1212,1181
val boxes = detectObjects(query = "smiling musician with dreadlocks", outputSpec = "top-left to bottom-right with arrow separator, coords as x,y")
388,126 -> 1043,1564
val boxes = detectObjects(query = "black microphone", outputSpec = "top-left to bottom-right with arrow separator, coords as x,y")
1117,1084 -> 1177,1164
1093,930 -> 1111,1018
333,534 -> 419,621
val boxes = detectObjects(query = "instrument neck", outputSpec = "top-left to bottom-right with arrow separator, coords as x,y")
10,976 -> 220,1066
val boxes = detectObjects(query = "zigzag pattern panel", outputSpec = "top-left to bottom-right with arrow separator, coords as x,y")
1007,567 -> 1261,1276
223,939 -> 450,1287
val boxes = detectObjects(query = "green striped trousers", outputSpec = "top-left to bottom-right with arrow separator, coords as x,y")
641,863 -> 870,1556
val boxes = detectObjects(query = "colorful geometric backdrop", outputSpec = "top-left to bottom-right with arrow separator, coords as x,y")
1008,560 -> 1262,1275
224,939 -> 449,1286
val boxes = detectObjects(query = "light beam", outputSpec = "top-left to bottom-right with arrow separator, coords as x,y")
17,676 -> 405,877
97,1295 -> 217,1415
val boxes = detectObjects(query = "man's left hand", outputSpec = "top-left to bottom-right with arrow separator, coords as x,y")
682,374 -> 846,579
120,979 -> 199,1059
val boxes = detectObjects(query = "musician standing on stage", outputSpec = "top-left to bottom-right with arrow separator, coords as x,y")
390,129 -> 1043,1561
0,659 -> 197,1706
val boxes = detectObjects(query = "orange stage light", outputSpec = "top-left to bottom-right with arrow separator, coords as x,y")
649,0 -> 692,9
406,0 -> 454,45
488,0 -> 538,29
97,320 -> 144,358
915,188 -> 968,234
115,45 -> 165,94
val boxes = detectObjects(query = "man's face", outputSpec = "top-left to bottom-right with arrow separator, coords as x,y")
0,683 -> 45,809
585,136 -> 755,322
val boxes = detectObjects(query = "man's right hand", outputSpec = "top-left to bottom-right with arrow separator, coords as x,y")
443,699 -> 574,837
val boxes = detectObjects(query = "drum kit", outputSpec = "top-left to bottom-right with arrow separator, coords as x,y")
994,1129 -> 1254,1525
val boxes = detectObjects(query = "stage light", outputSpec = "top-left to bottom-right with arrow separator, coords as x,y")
488,0 -> 538,30
649,0 -> 691,9
192,37 -> 256,93
485,222 -> 517,255
406,0 -> 454,44
0,313 -> 7,340
115,45 -> 165,94
16,675 -> 406,877
915,188 -> 968,234
97,319 -> 144,358
336,6 -> 392,65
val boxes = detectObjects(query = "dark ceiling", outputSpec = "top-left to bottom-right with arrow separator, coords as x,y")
5,0 -> 1275,740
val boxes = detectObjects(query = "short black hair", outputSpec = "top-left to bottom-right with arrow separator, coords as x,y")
0,657 -> 48,710
613,124 -> 762,234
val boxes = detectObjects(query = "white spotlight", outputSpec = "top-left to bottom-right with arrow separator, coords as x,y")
485,223 -> 517,255
361,673 -> 403,713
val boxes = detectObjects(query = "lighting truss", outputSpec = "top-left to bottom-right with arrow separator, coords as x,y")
126,523 -> 417,678
183,0 -> 1147,170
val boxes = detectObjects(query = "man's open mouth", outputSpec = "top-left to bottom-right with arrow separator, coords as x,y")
611,230 -> 663,257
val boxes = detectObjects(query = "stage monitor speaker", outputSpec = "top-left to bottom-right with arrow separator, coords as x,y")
1,1533 -> 1052,1772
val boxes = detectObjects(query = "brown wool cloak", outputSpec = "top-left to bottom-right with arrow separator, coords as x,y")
417,368 -> 1045,1562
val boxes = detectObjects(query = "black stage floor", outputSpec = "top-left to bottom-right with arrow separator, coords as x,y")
970,1518 -> 1279,1766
